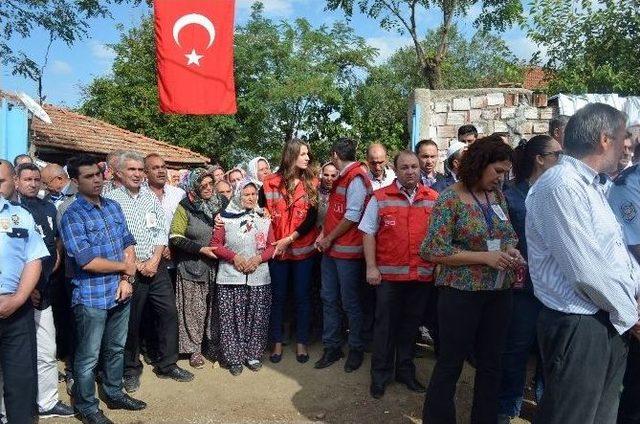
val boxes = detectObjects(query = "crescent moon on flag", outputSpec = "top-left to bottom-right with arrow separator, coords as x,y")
172,13 -> 216,49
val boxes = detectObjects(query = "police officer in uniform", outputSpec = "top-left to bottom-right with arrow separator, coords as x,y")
608,163 -> 640,424
0,159 -> 50,423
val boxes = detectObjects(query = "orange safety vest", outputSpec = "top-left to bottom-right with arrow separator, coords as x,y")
324,162 -> 372,259
373,182 -> 438,282
262,173 -> 320,261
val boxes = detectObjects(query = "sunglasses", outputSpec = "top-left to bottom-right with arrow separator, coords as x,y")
540,150 -> 563,159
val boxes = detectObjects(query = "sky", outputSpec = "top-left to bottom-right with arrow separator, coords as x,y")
1,0 -> 539,108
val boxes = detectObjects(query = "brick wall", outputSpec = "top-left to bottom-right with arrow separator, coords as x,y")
408,88 -> 554,153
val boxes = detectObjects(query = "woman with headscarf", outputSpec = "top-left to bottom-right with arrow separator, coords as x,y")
169,169 -> 228,369
247,156 -> 272,183
210,179 -> 275,375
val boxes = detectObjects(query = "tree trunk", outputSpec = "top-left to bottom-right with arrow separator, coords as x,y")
422,59 -> 442,90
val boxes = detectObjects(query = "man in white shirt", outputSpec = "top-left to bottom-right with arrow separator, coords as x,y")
366,143 -> 395,190
526,103 -> 639,424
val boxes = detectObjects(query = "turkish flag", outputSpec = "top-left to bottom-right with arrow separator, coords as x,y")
154,0 -> 237,114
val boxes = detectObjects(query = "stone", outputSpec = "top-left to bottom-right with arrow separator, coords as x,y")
505,93 -> 519,107
434,101 -> 448,113
481,109 -> 498,120
539,108 -> 554,120
533,93 -> 548,107
470,96 -> 487,109
524,107 -> 538,120
468,109 -> 482,122
494,120 -> 508,132
437,125 -> 457,138
533,121 -> 549,133
452,97 -> 471,111
501,107 -> 516,119
519,122 -> 533,134
432,113 -> 447,126
446,112 -> 466,126
487,92 -> 505,106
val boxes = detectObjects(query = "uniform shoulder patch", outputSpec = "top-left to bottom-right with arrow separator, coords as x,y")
620,201 -> 637,222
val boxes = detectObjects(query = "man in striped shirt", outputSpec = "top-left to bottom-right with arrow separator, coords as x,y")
105,151 -> 193,393
526,103 -> 639,424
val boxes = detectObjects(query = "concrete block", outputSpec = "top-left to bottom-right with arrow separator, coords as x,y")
434,101 -> 448,113
433,113 -> 447,126
494,120 -> 508,132
481,109 -> 498,120
487,92 -> 505,106
519,122 -> 533,134
505,93 -> 519,107
533,121 -> 548,133
524,107 -> 539,120
452,97 -> 471,111
501,107 -> 516,119
437,125 -> 457,138
539,108 -> 553,120
469,109 -> 482,122
446,112 -> 466,126
470,96 -> 487,109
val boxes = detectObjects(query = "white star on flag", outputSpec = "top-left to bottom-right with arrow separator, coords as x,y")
185,49 -> 204,66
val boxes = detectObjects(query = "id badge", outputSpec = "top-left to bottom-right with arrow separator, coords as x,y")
491,204 -> 508,221
487,239 -> 501,251
0,218 -> 12,233
145,212 -> 158,229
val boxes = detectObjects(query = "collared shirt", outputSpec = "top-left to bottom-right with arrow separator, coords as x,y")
105,185 -> 168,261
526,155 -> 639,334
154,184 -> 185,234
0,196 -> 49,295
47,181 -> 78,208
60,195 -> 136,310
340,162 -> 368,223
359,180 -> 417,235
610,164 -> 640,245
368,167 -> 396,191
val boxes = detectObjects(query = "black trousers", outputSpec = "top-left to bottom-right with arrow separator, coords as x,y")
124,264 -> 179,376
535,308 -> 627,424
619,335 -> 640,424
0,302 -> 37,423
423,287 -> 512,424
361,280 -> 376,348
422,283 -> 440,355
370,281 -> 428,385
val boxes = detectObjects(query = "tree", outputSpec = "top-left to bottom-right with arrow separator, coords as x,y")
325,0 -> 522,89
528,0 -> 640,95
80,3 -> 375,165
353,25 -> 523,149
0,0 -> 143,81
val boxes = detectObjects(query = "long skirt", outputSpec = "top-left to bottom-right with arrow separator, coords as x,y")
176,270 -> 218,356
217,284 -> 271,367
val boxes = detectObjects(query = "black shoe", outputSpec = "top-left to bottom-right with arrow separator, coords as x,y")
344,349 -> 364,373
314,348 -> 344,369
269,353 -> 282,363
104,394 -> 147,411
122,375 -> 140,393
154,366 -> 194,382
229,365 -> 243,376
81,410 -> 114,424
396,377 -> 426,393
296,353 -> 309,364
370,382 -> 385,399
40,401 -> 75,418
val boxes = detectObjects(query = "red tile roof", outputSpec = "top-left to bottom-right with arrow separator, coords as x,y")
30,104 -> 210,168
523,66 -> 549,90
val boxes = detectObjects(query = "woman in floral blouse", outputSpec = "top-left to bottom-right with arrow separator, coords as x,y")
419,135 -> 525,424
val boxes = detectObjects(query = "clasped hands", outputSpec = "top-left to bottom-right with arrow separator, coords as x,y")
233,254 -> 262,274
485,247 -> 526,272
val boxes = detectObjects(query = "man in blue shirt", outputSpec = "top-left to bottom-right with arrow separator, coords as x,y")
0,159 -> 49,423
60,155 -> 146,424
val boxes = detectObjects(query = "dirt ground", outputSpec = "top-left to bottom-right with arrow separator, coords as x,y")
49,343 -> 535,424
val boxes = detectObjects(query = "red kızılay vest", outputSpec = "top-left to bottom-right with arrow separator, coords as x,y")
324,162 -> 372,259
374,182 -> 438,282
262,173 -> 320,261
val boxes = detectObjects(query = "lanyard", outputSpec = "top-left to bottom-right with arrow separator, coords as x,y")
470,190 -> 495,237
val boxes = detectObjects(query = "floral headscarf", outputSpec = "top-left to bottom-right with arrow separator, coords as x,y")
222,177 -> 263,216
182,168 -> 223,219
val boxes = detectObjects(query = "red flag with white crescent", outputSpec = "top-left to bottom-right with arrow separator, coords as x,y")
154,0 -> 237,114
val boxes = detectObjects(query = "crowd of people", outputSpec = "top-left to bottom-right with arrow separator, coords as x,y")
1,104 -> 640,424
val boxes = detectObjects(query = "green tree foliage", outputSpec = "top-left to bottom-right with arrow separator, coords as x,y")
528,0 -> 640,95
0,0 -> 144,81
353,25 -> 524,149
326,0 -> 522,89
80,3 -> 375,165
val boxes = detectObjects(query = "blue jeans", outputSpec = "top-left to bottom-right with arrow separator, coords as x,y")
269,257 -> 314,345
498,291 -> 543,417
320,255 -> 364,351
73,302 -> 130,416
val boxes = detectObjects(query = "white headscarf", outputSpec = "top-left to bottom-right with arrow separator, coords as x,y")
246,157 -> 270,183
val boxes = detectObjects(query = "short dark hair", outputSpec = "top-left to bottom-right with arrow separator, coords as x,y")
415,139 -> 438,153
549,115 -> 570,136
458,125 -> 478,138
15,162 -> 40,177
393,150 -> 419,168
331,137 -> 357,162
67,155 -> 100,179
564,103 -> 627,158
13,154 -> 32,166
0,159 -> 15,175
458,135 -> 513,189
512,135 -> 556,182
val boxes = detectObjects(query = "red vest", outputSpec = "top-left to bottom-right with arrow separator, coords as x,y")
324,162 -> 372,259
374,182 -> 438,282
262,173 -> 320,261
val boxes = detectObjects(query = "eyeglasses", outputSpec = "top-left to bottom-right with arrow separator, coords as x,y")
540,150 -> 563,159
